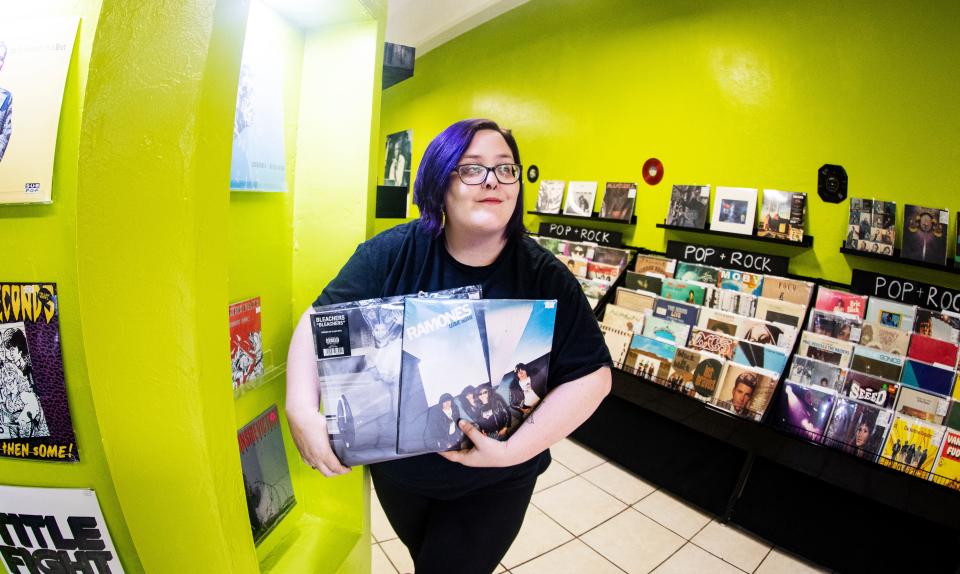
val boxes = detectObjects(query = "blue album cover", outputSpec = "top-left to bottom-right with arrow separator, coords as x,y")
653,298 -> 700,327
399,299 -> 557,455
900,359 -> 955,396
642,315 -> 692,346
627,334 -> 677,383
732,341 -> 789,377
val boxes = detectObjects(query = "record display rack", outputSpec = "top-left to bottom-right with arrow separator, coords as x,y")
528,210 -> 638,225
656,222 -> 814,248
839,243 -> 960,274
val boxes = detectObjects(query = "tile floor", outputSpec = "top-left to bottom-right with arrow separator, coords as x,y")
371,438 -> 830,574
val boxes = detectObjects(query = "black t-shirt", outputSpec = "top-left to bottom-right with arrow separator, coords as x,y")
314,220 -> 611,498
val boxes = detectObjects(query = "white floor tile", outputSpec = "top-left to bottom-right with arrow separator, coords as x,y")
581,508 -> 685,574
582,461 -> 657,505
379,538 -> 413,574
532,475 -> 626,536
372,543 -> 399,574
370,494 -> 398,542
692,521 -> 771,572
534,459 -> 576,493
511,539 -> 624,574
755,548 -> 829,574
549,438 -> 606,473
632,490 -> 712,539
652,543 -> 743,574
501,505 -> 575,569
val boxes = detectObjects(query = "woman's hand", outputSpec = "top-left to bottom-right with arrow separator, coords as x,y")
286,409 -> 351,477
439,420 -> 522,468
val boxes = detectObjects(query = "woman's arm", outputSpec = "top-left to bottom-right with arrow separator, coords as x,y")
440,366 -> 611,468
285,307 -> 351,476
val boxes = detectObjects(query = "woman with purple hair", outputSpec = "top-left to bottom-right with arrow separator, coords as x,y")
285,119 -> 611,573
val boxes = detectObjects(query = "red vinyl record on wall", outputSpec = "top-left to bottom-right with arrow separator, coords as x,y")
642,158 -> 664,185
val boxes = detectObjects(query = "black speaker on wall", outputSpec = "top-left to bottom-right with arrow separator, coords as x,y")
383,43 -> 415,89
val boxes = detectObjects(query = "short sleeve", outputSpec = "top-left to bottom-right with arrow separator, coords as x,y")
543,264 -> 613,390
313,242 -> 384,307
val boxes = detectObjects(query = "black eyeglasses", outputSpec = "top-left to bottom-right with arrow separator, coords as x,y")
454,163 -> 522,185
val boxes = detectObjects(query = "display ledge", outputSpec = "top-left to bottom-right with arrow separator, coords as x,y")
607,367 -> 960,527
260,513 -> 362,574
527,210 -> 637,225
656,222 -> 814,247
839,244 -> 960,274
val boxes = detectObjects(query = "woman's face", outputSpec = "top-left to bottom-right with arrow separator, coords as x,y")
444,130 -> 519,238
855,423 -> 870,447
478,388 -> 490,404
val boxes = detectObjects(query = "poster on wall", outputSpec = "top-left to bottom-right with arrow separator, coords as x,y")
0,485 -> 125,573
0,283 -> 78,462
230,2 -> 286,192
229,296 -> 263,391
384,129 -> 412,187
0,17 -> 79,205
238,405 -> 295,544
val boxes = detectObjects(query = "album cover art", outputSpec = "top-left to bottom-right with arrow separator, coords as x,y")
732,341 -> 789,377
399,298 -> 556,455
947,399 -> 960,428
754,297 -> 805,328
667,348 -> 725,399
823,397 -> 892,461
879,414 -> 945,478
907,334 -> 959,368
709,289 -> 758,317
719,269 -> 764,296
842,370 -> 899,408
901,204 -> 949,265
773,381 -> 836,442
850,345 -> 904,381
614,288 -> 657,313
600,323 -> 632,369
757,190 -> 806,242
562,181 -> 598,217
710,187 -> 758,235
894,386 -> 950,425
660,279 -> 707,306
808,309 -> 863,342
900,359 -> 955,397
814,287 -> 867,319
736,318 -> 796,350
602,304 -> 646,333
760,276 -> 815,306
626,334 -> 677,383
592,245 -> 632,269
230,296 -> 263,390
666,184 -> 711,228
846,198 -> 896,255
687,327 -> 737,359
625,271 -> 663,295
535,180 -> 565,213
653,298 -> 700,327
859,321 -> 911,355
642,315 -> 692,346
788,356 -> 845,392
587,261 -> 621,284
633,254 -> 676,277
674,262 -> 721,286
238,405 -> 296,543
712,363 -> 779,421
865,298 -> 916,331
913,308 -> 960,344
798,331 -> 855,368
696,308 -> 740,337
599,182 -> 637,221
556,255 -> 588,278
577,277 -> 610,310
931,427 -> 960,491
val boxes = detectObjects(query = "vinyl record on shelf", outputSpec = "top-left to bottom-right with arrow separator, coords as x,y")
527,164 -> 539,183
642,158 -> 664,185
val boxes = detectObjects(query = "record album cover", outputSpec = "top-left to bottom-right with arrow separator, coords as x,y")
773,381 -> 836,442
668,348 -> 725,399
535,180 -> 565,213
238,405 -> 296,543
688,327 -> 737,359
760,276 -> 815,306
754,297 -> 805,329
814,287 -> 867,319
894,386 -> 950,425
798,331 -> 856,368
732,341 -> 789,377
900,359 -> 955,397
399,298 -> 556,455
599,182 -> 637,221
843,370 -> 899,409
665,184 -> 710,229
913,308 -> 960,344
757,190 -> 806,242
712,363 -> 779,421
736,318 -> 796,350
0,283 -> 78,462
634,254 -> 676,277
808,309 -> 862,342
823,397 -> 892,461
674,262 -> 721,286
556,255 -> 588,278
230,296 -> 263,390
626,335 -> 677,383
592,245 -> 631,269
788,356 -> 845,392
653,298 -> 700,327
859,321 -> 911,355
660,279 -> 706,306
879,414 -> 945,478
846,198 -> 896,255
709,289 -> 758,317
865,298 -> 916,331
901,204 -> 949,265
614,287 -> 657,313
697,308 -> 740,337
931,428 -> 960,490
642,315 -> 692,346
710,186 -> 758,235
600,323 -> 631,369
719,269 -> 764,296
850,345 -> 904,381
907,334 -> 959,368
625,271 -> 663,295
587,261 -> 621,283
602,304 -> 645,333
562,181 -> 598,217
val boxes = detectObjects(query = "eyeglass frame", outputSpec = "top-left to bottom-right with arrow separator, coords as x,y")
453,163 -> 523,185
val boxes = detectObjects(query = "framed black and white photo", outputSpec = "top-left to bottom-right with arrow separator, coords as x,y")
384,129 -> 412,187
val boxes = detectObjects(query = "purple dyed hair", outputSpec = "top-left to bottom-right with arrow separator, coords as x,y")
413,119 -> 525,239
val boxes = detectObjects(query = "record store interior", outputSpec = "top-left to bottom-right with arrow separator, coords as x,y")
3,1 -> 960,573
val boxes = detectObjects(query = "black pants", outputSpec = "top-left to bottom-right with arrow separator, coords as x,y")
372,470 -> 536,574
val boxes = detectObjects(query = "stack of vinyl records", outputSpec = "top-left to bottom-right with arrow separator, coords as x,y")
532,236 -> 632,309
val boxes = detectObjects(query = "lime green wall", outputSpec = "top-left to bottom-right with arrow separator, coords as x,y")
0,1 -> 142,571
378,0 -> 960,287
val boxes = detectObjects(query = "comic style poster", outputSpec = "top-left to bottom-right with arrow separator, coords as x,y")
238,405 -> 295,544
0,283 -> 78,462
0,18 -> 79,204
0,485 -> 124,573
230,2 -> 286,192
229,297 -> 263,391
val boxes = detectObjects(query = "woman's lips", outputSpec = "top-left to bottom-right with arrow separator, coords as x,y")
479,198 -> 503,204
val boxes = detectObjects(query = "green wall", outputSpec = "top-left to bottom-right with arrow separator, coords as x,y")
378,0 -> 960,288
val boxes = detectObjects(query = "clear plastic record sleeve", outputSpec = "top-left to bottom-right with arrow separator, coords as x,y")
310,286 -> 481,466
